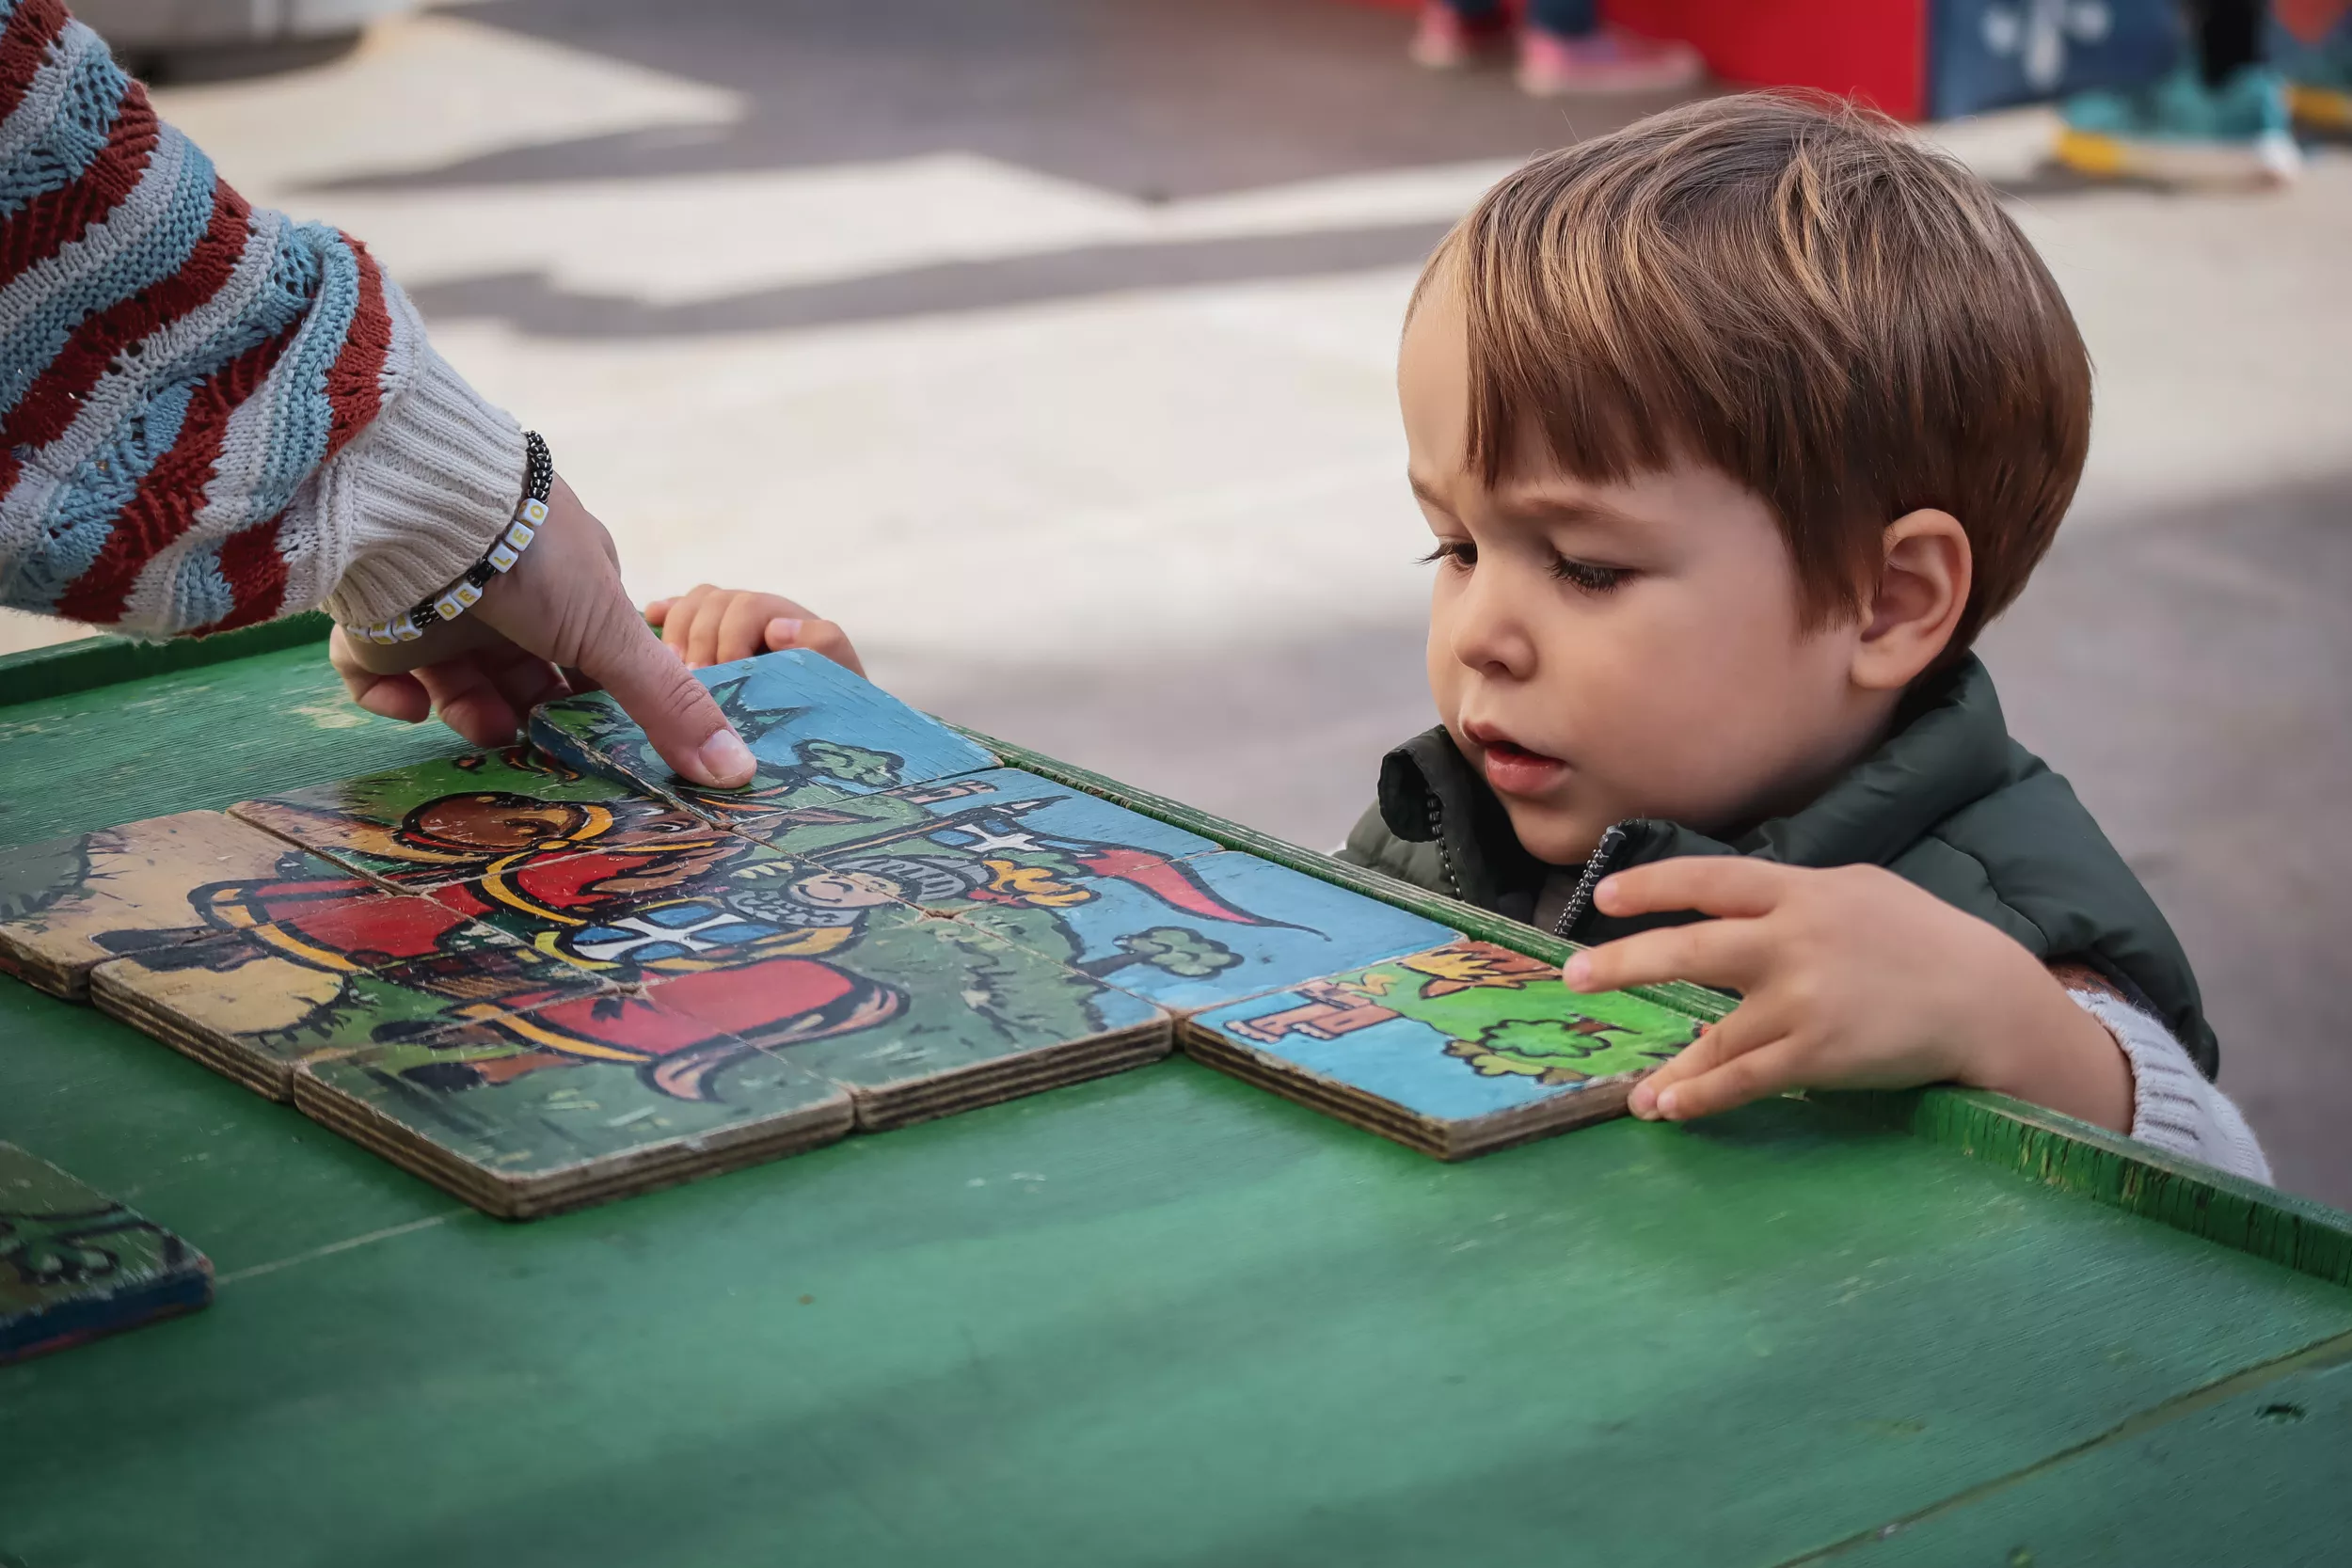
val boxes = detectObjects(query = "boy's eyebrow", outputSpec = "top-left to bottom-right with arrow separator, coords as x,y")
1406,473 -> 1455,514
1499,489 -> 1652,532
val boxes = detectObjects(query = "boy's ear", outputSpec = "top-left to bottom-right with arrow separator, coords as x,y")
1852,509 -> 1971,691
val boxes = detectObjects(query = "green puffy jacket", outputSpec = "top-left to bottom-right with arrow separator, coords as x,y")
1338,657 -> 2218,1076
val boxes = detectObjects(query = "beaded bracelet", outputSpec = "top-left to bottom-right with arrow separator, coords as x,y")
347,431 -> 555,645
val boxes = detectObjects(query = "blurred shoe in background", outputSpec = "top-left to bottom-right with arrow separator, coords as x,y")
1407,1 -> 1513,69
1516,23 -> 1705,96
1408,2 -> 1702,96
2056,63 -> 2301,185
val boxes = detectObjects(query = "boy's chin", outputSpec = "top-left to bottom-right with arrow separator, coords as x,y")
1497,799 -> 1615,868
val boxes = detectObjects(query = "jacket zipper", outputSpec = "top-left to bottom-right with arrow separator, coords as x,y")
1552,822 -> 1630,940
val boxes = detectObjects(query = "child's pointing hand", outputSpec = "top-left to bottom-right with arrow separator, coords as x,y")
1562,857 -> 2134,1132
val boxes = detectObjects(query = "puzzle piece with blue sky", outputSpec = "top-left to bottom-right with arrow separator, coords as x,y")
528,650 -> 997,830
899,849 -> 1457,1013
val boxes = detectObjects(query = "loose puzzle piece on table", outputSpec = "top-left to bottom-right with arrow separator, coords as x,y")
529,649 -> 997,831
0,811 -> 356,999
864,847 -> 1459,1013
230,745 -> 717,891
1184,941 -> 1703,1159
293,998 -> 855,1219
2,1143 -> 212,1363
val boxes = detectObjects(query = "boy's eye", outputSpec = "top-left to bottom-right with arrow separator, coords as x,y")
1549,555 -> 1629,594
1418,541 -> 1475,569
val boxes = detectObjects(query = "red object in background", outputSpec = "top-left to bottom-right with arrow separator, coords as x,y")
1343,0 -> 1930,119
1606,1 -> 1927,118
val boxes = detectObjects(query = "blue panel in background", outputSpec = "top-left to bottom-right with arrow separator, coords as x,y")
1931,0 -> 2182,119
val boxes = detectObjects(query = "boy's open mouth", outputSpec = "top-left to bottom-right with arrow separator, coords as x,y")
1463,723 -> 1567,798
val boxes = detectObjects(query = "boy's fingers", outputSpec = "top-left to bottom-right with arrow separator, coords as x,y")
717,594 -> 779,665
1645,1037 -> 1804,1121
644,597 -> 675,626
1595,857 -> 1790,922
771,615 -> 866,676
659,584 -> 716,660
1627,1002 -> 1778,1117
685,595 -> 729,670
574,604 -> 754,788
1565,916 -> 1765,994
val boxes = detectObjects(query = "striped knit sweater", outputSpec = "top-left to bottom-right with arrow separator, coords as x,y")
0,0 -> 523,638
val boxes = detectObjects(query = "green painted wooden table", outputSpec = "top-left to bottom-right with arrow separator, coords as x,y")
5,622 -> 2349,1567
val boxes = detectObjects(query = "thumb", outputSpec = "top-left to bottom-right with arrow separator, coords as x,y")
572,602 -> 755,788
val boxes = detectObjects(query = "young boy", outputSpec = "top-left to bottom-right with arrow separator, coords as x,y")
652,95 -> 2269,1182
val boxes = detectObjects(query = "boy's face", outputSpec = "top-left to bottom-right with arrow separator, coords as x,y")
1400,284 -> 1873,865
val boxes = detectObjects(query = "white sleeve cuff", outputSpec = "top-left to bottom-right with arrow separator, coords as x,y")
2069,988 -> 2273,1186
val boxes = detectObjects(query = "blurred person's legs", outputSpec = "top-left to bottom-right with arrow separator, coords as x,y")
2275,0 -> 2352,130
2058,0 -> 2300,185
1408,0 -> 1702,95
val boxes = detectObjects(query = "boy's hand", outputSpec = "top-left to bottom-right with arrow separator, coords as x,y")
1564,858 -> 2132,1131
644,586 -> 865,676
329,477 -> 755,789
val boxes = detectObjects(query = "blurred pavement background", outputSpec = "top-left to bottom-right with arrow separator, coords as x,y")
4,0 -> 2346,1201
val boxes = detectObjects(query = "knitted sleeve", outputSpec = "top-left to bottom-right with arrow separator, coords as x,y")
2067,988 -> 2274,1185
0,0 -> 523,639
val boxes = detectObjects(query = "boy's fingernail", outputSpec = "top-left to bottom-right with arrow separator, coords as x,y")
1563,955 -> 1591,989
693,728 -> 755,787
768,617 -> 803,647
1656,1086 -> 1680,1119
1594,875 -> 1618,909
1629,1082 -> 1656,1118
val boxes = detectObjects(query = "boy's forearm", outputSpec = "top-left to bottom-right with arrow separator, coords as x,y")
1964,962 -> 2135,1132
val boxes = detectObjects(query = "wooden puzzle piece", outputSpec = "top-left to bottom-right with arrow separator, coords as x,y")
1183,941 -> 1702,1159
430,835 -> 934,987
745,767 -> 1219,871
92,940 -> 613,1101
1,1143 -> 212,1363
850,848 -> 1457,1013
528,649 -> 997,827
292,996 -> 854,1219
0,811 -> 355,999
231,745 -> 717,891
639,912 -> 1171,1131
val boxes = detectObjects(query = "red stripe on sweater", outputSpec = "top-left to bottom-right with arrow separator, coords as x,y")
2,178 -> 250,448
197,512 -> 287,632
53,318 -> 297,623
0,0 -> 71,131
319,232 -> 389,461
0,76 -> 160,297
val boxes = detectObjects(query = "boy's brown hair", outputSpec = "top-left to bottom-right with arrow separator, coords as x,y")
1423,91 -> 2090,652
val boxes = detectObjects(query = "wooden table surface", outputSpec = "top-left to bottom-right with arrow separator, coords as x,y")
4,623 -> 2349,1567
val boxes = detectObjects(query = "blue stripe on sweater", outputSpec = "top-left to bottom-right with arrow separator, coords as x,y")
0,127 -> 222,420
246,219 -> 359,518
0,32 -> 126,221
8,377 -> 195,610
167,536 -> 234,627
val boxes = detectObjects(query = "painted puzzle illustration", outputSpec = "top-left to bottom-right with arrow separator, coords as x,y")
1185,941 -> 1702,1158
0,650 -> 1714,1225
529,647 -> 998,830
